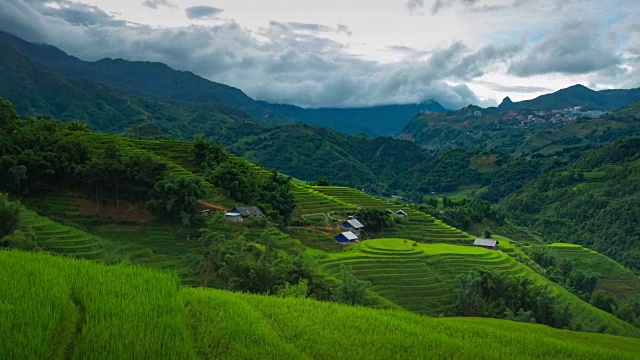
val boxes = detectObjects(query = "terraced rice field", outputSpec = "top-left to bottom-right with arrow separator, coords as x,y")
319,239 -> 526,315
548,243 -> 640,301
93,224 -> 200,285
317,239 -> 640,336
20,209 -> 111,262
70,132 -> 230,205
295,186 -> 474,243
24,188 -> 201,284
291,184 -> 352,216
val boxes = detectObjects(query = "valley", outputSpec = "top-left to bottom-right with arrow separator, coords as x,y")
1,24 -> 640,359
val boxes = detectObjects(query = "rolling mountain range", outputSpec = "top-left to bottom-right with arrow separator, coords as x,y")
498,84 -> 640,112
5,30 -> 640,142
263,100 -> 447,136
2,29 -> 640,197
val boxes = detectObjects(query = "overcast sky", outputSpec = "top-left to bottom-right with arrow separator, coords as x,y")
1,0 -> 639,109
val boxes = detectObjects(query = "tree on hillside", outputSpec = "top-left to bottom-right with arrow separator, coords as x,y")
357,207 -> 395,232
0,98 -> 18,133
193,135 -> 229,169
333,264 -> 370,305
0,193 -> 20,240
146,174 -> 206,226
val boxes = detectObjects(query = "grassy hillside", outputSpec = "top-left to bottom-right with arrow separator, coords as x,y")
2,250 -> 639,359
548,243 -> 640,302
501,137 -> 640,271
314,239 -> 640,337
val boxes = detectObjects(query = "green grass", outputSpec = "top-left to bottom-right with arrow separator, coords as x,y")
2,250 -> 639,359
548,243 -> 640,301
315,239 -> 640,337
0,250 -> 195,359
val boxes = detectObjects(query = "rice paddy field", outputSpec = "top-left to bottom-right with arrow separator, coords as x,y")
19,208 -> 113,262
292,185 -> 474,245
548,243 -> 640,301
2,250 -> 639,360
314,238 -> 640,337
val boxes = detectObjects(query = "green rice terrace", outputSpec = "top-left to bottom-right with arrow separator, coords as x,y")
315,239 -> 640,337
19,208 -> 112,262
291,185 -> 473,247
2,250 -> 640,360
548,243 -> 640,301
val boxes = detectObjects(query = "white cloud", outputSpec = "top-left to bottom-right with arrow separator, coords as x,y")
509,20 -> 621,77
0,0 -> 638,107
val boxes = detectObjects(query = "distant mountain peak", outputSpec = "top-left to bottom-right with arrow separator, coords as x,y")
561,84 -> 595,94
498,96 -> 514,109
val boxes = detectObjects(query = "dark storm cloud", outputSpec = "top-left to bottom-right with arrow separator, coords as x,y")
509,21 -> 621,76
142,0 -> 175,10
185,6 -> 225,20
0,0 -> 523,109
38,0 -> 126,27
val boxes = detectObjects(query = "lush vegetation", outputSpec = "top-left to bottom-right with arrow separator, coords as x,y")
316,239 -> 640,336
3,250 -> 640,359
195,136 -> 297,225
501,137 -> 640,271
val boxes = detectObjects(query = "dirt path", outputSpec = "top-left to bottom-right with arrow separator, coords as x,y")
197,200 -> 229,211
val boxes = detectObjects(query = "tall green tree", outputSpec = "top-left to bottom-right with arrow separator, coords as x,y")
0,98 -> 18,133
333,264 -> 370,305
146,174 -> 206,226
0,193 -> 20,240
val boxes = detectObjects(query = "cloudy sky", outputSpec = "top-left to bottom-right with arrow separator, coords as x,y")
1,0 -> 639,109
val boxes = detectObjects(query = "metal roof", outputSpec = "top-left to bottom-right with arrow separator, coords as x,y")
341,231 -> 359,240
233,206 -> 265,217
473,238 -> 499,247
346,219 -> 364,228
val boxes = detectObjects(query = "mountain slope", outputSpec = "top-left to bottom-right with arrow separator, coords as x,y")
399,101 -> 640,155
0,41 -> 266,143
0,30 -> 292,125
498,84 -> 640,111
229,123 -> 429,191
500,137 -> 640,271
264,100 -> 447,136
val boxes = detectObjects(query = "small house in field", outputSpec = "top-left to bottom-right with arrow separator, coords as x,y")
225,212 -> 243,222
335,231 -> 359,244
226,206 -> 265,222
473,238 -> 499,250
395,210 -> 408,216
233,206 -> 265,218
341,219 -> 364,231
